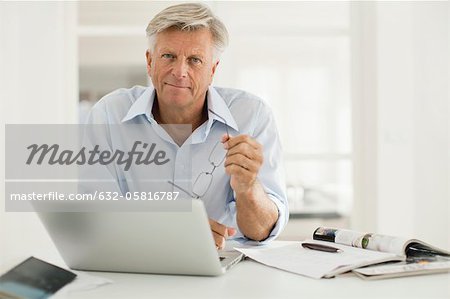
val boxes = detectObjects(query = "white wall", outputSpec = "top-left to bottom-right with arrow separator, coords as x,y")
352,2 -> 449,248
0,2 -> 77,268
408,1 -> 449,249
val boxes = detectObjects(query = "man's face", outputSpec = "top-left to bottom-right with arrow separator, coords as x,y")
146,28 -> 218,111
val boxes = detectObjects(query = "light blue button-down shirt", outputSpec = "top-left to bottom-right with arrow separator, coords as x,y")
85,85 -> 288,243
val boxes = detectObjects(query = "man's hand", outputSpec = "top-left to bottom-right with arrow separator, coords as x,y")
209,218 -> 236,250
221,133 -> 278,241
221,134 -> 263,195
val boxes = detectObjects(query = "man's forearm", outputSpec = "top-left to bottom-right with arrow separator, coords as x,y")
235,180 -> 279,241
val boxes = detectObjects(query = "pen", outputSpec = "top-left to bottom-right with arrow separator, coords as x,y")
301,242 -> 342,253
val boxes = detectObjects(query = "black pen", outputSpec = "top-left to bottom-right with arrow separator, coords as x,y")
301,242 -> 343,253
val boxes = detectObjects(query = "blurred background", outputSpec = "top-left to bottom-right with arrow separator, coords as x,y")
1,1 -> 448,266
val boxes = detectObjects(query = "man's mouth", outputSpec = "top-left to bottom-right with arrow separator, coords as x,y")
165,83 -> 191,89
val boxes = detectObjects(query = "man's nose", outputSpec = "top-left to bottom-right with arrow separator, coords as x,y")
171,59 -> 188,78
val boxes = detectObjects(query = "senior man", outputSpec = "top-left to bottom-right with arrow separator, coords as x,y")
85,3 -> 288,248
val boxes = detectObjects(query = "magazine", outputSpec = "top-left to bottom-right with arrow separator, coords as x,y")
235,240 -> 403,279
313,227 -> 450,279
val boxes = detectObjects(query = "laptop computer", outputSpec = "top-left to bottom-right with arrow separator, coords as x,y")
37,200 -> 244,276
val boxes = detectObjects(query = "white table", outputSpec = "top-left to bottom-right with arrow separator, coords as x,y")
2,234 -> 449,299
58,258 -> 450,299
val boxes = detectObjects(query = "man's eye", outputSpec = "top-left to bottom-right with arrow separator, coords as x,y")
189,57 -> 202,64
161,54 -> 174,59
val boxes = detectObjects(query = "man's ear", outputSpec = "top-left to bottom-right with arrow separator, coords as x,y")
209,60 -> 220,83
145,50 -> 152,75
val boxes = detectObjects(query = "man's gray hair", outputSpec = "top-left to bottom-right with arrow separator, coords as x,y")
146,3 -> 229,62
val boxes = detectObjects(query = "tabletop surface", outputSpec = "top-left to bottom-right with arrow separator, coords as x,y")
55,258 -> 450,299
2,237 -> 450,299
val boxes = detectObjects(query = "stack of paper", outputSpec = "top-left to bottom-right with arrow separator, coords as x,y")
235,240 -> 402,279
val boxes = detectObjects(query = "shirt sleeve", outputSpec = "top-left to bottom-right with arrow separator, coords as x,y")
231,102 -> 289,245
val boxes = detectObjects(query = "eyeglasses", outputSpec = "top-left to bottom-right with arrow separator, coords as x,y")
168,109 -> 230,199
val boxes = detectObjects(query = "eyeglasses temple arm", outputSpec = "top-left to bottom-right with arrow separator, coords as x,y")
167,180 -> 197,199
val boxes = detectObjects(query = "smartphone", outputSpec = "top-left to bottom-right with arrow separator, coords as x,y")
0,257 -> 76,299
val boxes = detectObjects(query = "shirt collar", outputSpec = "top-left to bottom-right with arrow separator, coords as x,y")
206,86 -> 239,132
121,87 -> 155,123
121,86 -> 239,132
